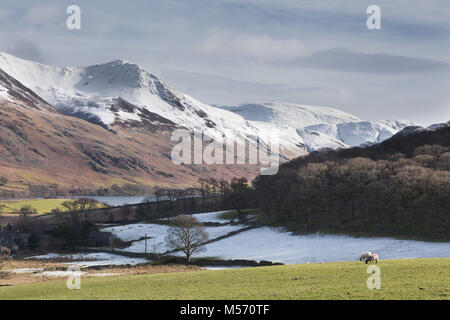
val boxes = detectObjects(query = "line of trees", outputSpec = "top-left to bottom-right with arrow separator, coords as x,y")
253,128 -> 450,239
133,179 -> 254,221
197,177 -> 254,212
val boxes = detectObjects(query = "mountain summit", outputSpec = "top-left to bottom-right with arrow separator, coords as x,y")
0,52 -> 263,145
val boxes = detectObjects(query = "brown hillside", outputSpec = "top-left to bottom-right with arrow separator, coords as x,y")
0,96 -> 258,196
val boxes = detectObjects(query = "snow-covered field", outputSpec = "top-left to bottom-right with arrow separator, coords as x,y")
121,223 -> 244,254
101,223 -> 170,242
102,211 -> 246,254
179,227 -> 450,264
102,211 -> 450,263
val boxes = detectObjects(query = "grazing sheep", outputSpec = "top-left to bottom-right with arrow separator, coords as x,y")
365,253 -> 379,264
360,252 -> 372,262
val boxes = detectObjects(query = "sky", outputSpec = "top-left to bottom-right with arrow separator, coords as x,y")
0,0 -> 449,126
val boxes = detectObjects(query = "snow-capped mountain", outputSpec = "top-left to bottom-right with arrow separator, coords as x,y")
0,52 -> 262,145
0,52 -> 415,155
220,102 -> 416,152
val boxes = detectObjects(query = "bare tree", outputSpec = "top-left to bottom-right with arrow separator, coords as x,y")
165,215 -> 209,263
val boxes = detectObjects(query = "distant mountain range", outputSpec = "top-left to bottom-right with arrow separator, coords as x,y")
0,52 -> 432,194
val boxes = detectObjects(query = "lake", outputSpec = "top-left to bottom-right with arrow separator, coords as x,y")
68,196 -> 155,206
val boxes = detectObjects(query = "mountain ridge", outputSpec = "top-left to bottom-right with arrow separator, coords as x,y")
0,52 -> 416,155
220,102 -> 416,151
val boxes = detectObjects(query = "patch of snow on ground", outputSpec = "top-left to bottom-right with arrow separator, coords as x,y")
25,253 -> 60,260
191,211 -> 231,223
101,223 -> 170,242
35,270 -> 87,277
27,252 -> 149,267
7,268 -> 44,274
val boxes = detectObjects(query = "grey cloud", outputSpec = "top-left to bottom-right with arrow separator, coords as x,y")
158,68 -> 327,106
298,48 -> 450,74
196,29 -> 310,63
206,0 -> 450,42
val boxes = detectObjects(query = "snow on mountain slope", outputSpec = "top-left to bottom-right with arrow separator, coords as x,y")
220,102 -> 361,128
304,120 -> 416,148
296,129 -> 350,152
220,102 -> 416,151
0,67 -> 55,112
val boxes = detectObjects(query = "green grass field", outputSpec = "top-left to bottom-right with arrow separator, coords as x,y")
0,198 -> 104,215
0,258 -> 448,300
0,198 -> 74,214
